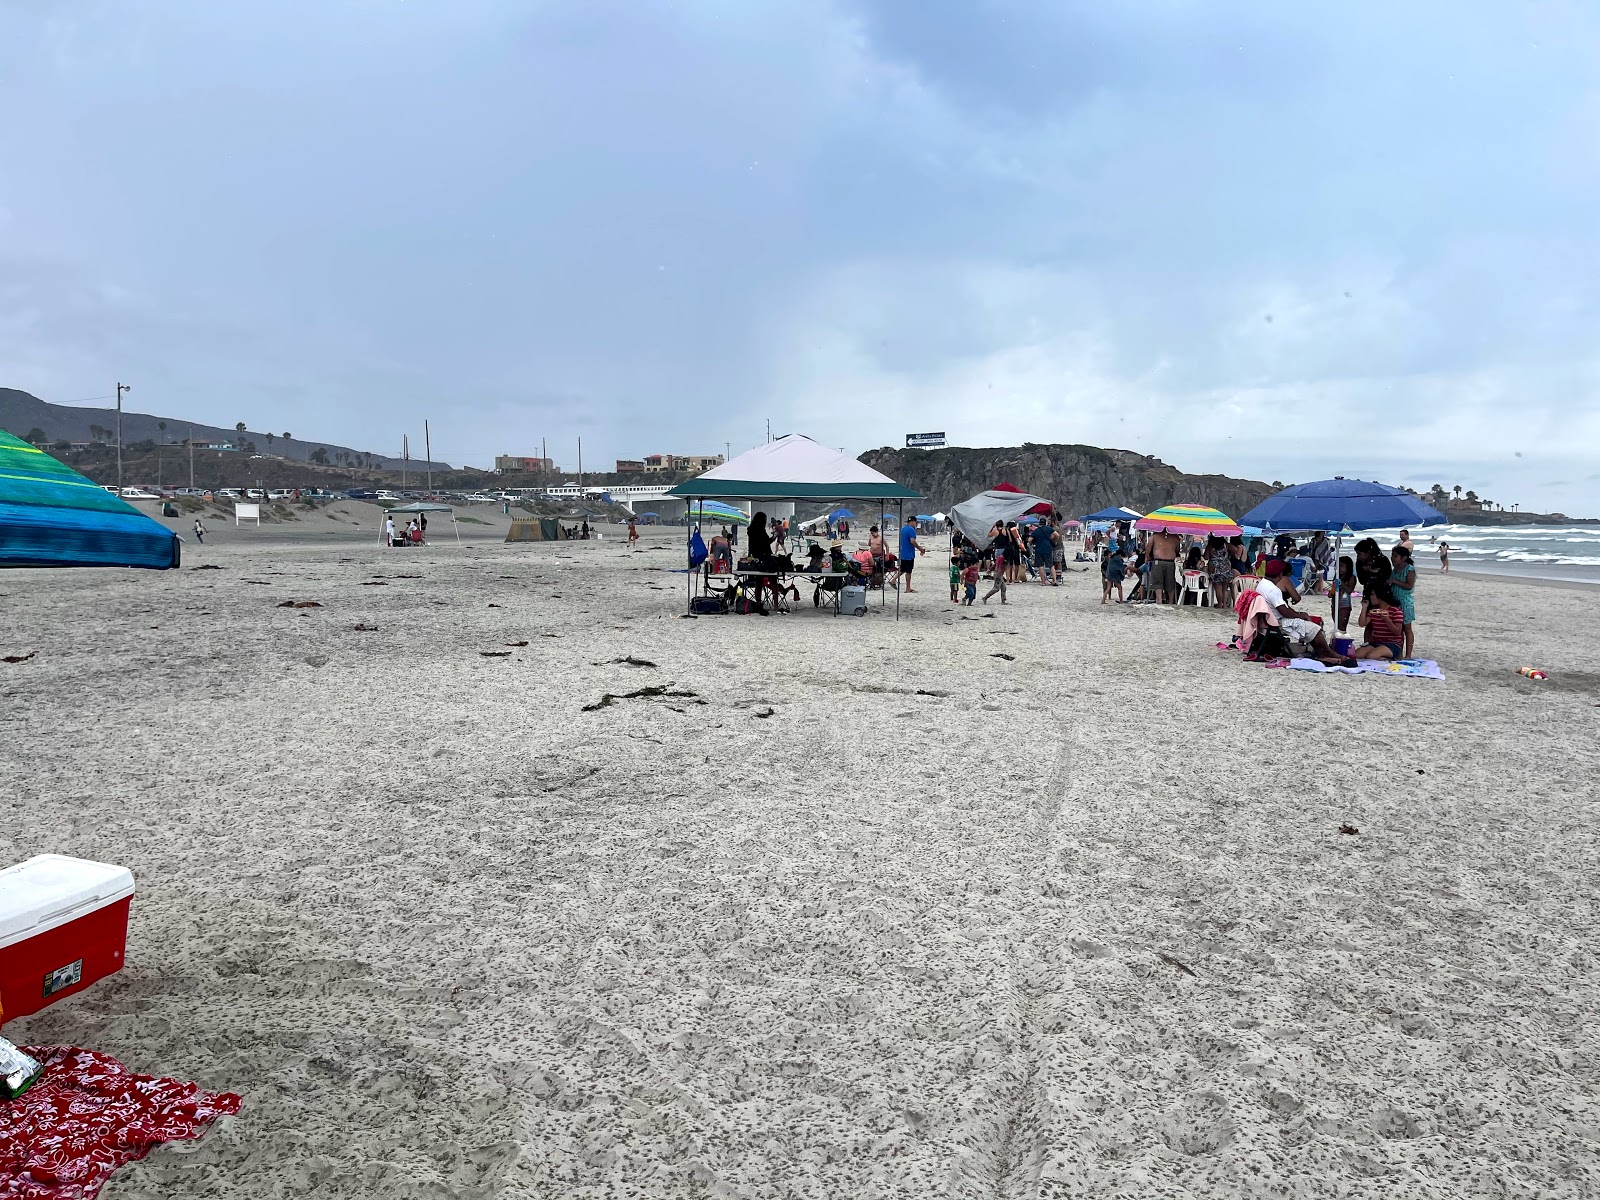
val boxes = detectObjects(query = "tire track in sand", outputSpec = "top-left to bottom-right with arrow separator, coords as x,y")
982,703 -> 1076,1199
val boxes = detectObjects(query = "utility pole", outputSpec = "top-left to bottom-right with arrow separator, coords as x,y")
424,420 -> 432,492
188,427 -> 195,489
115,382 -> 131,488
402,435 -> 409,488
725,441 -> 730,462
766,419 -> 771,443
542,437 -> 548,480
578,437 -> 583,487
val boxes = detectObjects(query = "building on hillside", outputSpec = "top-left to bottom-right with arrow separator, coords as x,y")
642,453 -> 725,473
615,459 -> 645,473
495,455 -> 556,474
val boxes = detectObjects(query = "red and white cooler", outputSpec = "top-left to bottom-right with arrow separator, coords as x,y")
0,855 -> 135,1025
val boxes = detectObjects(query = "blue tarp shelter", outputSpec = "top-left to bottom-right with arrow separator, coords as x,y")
1082,506 -> 1143,522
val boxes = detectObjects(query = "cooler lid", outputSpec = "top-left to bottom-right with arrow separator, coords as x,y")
0,855 -> 136,950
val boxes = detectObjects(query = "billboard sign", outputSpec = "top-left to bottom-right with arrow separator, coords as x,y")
905,432 -> 946,448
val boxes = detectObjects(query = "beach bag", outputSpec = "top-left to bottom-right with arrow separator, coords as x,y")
733,595 -> 768,616
689,529 -> 708,569
691,596 -> 724,615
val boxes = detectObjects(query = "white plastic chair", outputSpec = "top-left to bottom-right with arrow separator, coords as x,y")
1180,570 -> 1212,607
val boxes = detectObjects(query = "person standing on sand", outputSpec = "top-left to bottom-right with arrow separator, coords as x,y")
1438,541 -> 1451,572
1031,520 -> 1055,586
896,516 -> 926,592
1148,528 -> 1180,604
1399,529 -> 1415,555
627,518 -> 639,547
1390,544 -> 1418,659
384,515 -> 396,547
982,525 -> 1009,603
193,518 -> 206,544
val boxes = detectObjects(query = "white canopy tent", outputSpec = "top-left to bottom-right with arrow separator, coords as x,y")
386,500 -> 460,545
668,435 -> 921,618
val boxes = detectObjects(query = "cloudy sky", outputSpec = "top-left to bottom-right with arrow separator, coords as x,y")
3,2 -> 1598,512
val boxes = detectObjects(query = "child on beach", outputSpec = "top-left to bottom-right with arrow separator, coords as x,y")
1334,556 -> 1356,632
949,553 -> 962,603
1390,544 -> 1417,659
1101,543 -> 1125,604
1355,581 -> 1407,660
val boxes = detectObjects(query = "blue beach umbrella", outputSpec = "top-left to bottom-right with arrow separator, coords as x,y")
1240,479 -> 1445,624
1240,478 -> 1446,533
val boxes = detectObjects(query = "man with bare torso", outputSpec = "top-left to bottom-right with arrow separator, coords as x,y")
1148,529 -> 1181,604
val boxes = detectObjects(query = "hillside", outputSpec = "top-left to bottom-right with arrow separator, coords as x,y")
0,388 -> 449,473
861,443 -> 1277,519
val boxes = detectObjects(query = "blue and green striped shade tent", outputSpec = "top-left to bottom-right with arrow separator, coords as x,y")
0,430 -> 180,569
689,500 -> 751,525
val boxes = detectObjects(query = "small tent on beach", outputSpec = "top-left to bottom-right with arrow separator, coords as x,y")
506,517 -> 569,542
0,430 -> 180,569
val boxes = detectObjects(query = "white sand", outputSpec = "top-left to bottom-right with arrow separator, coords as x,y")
3,530 -> 1597,1198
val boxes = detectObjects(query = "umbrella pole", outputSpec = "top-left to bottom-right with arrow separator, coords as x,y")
1332,532 -> 1342,635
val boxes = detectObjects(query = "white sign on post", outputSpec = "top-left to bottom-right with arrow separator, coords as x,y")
235,502 -> 261,527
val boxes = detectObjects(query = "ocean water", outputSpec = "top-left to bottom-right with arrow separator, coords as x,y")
1350,523 -> 1600,585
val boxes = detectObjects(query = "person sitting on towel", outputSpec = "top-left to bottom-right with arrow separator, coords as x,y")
1258,560 -> 1352,665
1355,580 -> 1408,661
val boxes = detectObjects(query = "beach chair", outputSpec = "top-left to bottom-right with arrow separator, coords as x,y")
1179,571 -> 1212,607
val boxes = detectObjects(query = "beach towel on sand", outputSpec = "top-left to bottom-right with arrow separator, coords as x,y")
1286,658 -> 1444,679
0,1046 -> 240,1199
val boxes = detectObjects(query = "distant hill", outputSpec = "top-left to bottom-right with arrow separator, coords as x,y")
860,443 -> 1277,519
0,388 -> 449,472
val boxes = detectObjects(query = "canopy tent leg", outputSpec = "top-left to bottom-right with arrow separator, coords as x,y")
686,502 -> 696,614
895,498 -> 902,621
452,513 -> 461,546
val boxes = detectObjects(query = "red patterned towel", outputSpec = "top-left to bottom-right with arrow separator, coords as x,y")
0,1046 -> 240,1199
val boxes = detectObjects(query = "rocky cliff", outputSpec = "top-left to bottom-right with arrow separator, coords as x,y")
859,443 -> 1276,519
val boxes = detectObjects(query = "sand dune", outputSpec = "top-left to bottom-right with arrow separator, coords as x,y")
2,534 -> 1596,1197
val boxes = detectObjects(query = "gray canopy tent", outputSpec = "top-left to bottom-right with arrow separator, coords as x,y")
948,488 -> 1054,543
668,434 -> 922,619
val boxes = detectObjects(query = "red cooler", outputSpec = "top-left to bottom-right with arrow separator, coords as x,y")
0,855 -> 135,1025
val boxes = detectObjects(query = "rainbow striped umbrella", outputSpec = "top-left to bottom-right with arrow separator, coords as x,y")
1133,503 -> 1242,537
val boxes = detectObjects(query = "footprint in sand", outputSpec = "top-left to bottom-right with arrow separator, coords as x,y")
1156,1091 -> 1236,1156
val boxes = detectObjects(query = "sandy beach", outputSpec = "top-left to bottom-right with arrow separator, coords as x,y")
3,526 -> 1598,1198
